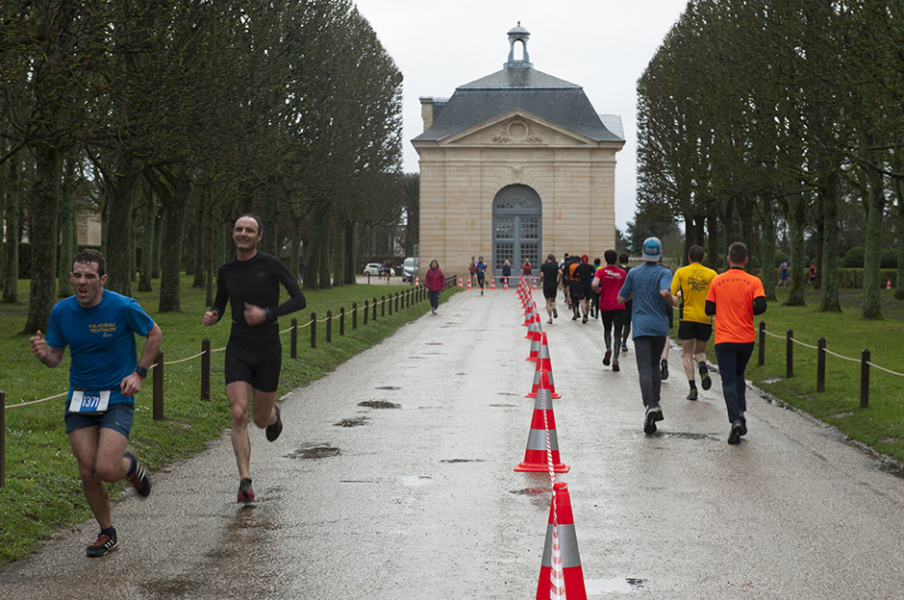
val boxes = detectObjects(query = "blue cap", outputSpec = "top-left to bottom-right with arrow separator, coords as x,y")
642,237 -> 662,262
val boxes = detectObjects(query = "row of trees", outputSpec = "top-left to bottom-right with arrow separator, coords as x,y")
0,0 -> 406,333
635,0 -> 904,317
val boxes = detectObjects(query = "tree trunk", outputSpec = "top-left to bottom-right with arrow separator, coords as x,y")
893,156 -> 904,301
3,154 -> 20,303
23,145 -> 61,334
57,155 -> 78,296
343,220 -> 356,285
105,155 -> 140,296
818,171 -> 841,312
158,169 -> 190,313
862,161 -> 885,319
192,200 -> 206,288
783,186 -> 806,306
760,192 -> 777,302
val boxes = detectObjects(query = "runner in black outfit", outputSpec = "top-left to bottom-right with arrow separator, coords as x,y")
539,254 -> 561,324
204,215 -> 306,503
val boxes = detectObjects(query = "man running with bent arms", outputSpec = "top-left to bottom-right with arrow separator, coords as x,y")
204,214 -> 306,502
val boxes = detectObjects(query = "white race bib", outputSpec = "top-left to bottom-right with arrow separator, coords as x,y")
69,390 -> 111,414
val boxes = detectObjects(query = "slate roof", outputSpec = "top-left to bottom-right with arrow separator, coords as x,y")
413,66 -> 625,144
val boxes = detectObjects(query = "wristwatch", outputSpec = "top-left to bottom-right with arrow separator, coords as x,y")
134,366 -> 149,378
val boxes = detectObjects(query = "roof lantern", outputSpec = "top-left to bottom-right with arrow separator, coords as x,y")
505,22 -> 532,69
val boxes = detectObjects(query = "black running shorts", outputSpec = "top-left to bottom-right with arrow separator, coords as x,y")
678,320 -> 712,342
543,286 -> 558,300
224,341 -> 282,393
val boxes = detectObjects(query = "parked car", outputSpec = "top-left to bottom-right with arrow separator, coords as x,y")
363,263 -> 394,276
401,257 -> 419,282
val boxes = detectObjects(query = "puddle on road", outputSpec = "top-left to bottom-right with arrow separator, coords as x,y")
585,578 -> 646,594
142,579 -> 202,597
440,458 -> 485,463
375,386 -> 401,391
286,445 -> 341,459
657,431 -> 719,441
359,400 -> 401,409
489,403 -> 516,408
334,417 -> 369,428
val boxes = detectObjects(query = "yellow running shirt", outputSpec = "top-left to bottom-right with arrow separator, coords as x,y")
671,263 -> 717,324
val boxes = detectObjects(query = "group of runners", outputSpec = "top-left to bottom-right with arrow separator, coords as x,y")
32,214 -> 306,558
535,238 -> 767,445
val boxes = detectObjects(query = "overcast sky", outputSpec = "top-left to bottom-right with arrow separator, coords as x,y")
352,0 -> 689,232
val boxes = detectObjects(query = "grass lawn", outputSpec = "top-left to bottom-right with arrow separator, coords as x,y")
0,275 -> 459,567
729,286 -> 904,463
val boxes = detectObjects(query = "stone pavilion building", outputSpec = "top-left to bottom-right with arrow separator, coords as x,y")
411,24 -> 625,281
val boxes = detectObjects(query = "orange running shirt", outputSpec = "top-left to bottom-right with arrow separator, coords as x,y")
705,268 -> 766,345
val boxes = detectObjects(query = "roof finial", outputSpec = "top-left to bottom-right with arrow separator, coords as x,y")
505,23 -> 532,69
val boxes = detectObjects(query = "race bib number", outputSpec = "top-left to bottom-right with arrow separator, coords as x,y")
69,390 -> 111,414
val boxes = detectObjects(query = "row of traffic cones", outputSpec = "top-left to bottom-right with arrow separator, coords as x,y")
514,277 -> 586,600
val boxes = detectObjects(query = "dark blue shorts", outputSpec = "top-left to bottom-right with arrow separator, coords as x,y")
64,402 -> 135,438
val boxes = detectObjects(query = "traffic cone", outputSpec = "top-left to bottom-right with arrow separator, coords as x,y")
458,276 -> 463,288
526,324 -> 541,361
535,482 -> 586,600
467,278 -> 472,290
530,333 -> 561,398
503,278 -> 509,290
526,365 -> 562,400
887,278 -> 892,290
415,275 -> 420,287
515,372 -> 569,473
491,278 -> 496,290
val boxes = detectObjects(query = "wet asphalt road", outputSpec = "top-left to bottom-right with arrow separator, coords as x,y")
3,287 -> 904,599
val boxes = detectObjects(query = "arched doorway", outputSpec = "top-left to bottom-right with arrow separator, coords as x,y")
492,184 -> 541,274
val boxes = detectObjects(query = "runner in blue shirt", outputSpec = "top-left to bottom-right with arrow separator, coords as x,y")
31,249 -> 162,557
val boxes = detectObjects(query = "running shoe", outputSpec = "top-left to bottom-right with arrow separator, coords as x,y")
603,350 -> 611,366
266,404 -> 283,442
660,359 -> 669,381
699,361 -> 711,390
553,308 -> 558,319
644,405 -> 663,434
547,318 -> 553,324
238,478 -> 255,503
728,420 -> 744,445
582,315 -> 588,324
686,388 -> 698,401
612,358 -> 620,372
572,314 -> 579,321
739,414 -> 748,436
124,450 -> 151,497
86,533 -> 118,558
621,343 -> 628,353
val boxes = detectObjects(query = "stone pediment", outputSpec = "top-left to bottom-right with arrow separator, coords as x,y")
438,109 -> 596,148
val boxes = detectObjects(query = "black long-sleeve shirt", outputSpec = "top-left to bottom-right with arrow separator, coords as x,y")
210,252 -> 306,347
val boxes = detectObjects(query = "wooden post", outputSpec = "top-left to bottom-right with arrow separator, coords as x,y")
816,337 -> 826,393
311,312 -> 317,349
153,350 -> 164,421
352,302 -> 358,329
786,329 -> 793,379
861,349 -> 870,408
364,300 -> 369,325
326,309 -> 332,343
1,389 -> 5,488
758,321 -> 766,366
201,338 -> 210,401
291,318 -> 298,359
380,295 -> 385,317
340,307 -> 345,336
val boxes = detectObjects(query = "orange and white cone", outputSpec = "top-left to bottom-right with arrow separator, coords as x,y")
515,373 -> 569,473
458,276 -> 463,288
415,275 -> 420,287
536,482 -> 586,600
467,278 -> 472,290
888,278 -> 892,290
491,278 -> 496,290
525,334 -> 561,398
526,324 -> 542,361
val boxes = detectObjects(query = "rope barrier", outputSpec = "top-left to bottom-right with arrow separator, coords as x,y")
6,287 -> 426,411
761,326 -> 904,377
